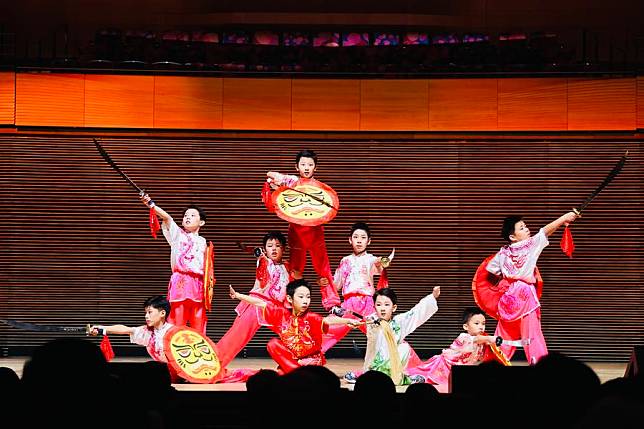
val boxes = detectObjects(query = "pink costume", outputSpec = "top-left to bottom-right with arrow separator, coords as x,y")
270,173 -> 341,310
130,322 -> 175,363
413,333 -> 487,393
162,218 -> 208,333
321,252 -> 383,352
216,257 -> 292,368
486,228 -> 549,364
263,303 -> 328,374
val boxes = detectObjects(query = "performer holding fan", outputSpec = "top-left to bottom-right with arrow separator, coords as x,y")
263,149 -> 341,310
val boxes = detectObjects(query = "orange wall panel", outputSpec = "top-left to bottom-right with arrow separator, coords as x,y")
291,79 -> 360,131
360,80 -> 429,130
498,78 -> 567,130
16,73 -> 85,127
635,76 -> 644,130
429,78 -> 498,130
568,78 -> 636,131
0,71 -> 15,125
84,75 -> 154,128
154,76 -> 223,129
223,78 -> 291,130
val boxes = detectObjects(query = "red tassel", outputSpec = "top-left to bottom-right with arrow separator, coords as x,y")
261,182 -> 275,213
560,226 -> 575,259
149,207 -> 160,238
256,257 -> 270,289
376,269 -> 389,290
100,335 -> 115,361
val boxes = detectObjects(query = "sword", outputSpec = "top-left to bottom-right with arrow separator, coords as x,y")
93,138 -> 145,194
573,150 -> 628,216
0,319 -> 90,334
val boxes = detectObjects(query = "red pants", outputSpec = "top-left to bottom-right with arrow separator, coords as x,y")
288,223 -> 340,309
168,299 -> 206,334
494,308 -> 548,365
266,338 -> 326,374
216,306 -> 262,368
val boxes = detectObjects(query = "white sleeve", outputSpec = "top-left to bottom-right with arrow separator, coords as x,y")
396,294 -> 438,340
534,228 -> 550,252
485,251 -> 502,276
161,217 -> 182,247
129,326 -> 150,347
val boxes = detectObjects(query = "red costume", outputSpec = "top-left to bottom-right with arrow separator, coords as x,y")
263,174 -> 341,309
262,303 -> 328,374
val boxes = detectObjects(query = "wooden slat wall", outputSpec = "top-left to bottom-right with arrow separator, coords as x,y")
1,135 -> 642,362
11,73 -> 644,131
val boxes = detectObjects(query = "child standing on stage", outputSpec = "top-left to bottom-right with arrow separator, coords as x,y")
89,295 -> 173,364
140,193 -> 212,334
265,149 -> 340,310
484,211 -> 577,364
417,307 -> 503,393
347,286 -> 441,386
216,231 -> 294,368
229,279 -> 361,374
321,222 -> 386,352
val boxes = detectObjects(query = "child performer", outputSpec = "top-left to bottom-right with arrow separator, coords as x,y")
321,222 -> 388,352
264,149 -> 340,310
348,286 -> 441,386
216,231 -> 294,368
416,307 -> 508,393
140,193 -> 214,334
89,295 -> 173,365
480,211 -> 577,364
229,279 -> 361,374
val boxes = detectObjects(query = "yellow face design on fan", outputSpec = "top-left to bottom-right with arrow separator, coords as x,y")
273,180 -> 339,226
165,327 -> 221,383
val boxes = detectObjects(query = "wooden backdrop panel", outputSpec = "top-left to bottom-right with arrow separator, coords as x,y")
84,75 -> 154,128
0,71 -> 15,125
291,79 -> 360,131
637,76 -> 644,130
498,78 -> 568,130
1,135 -> 641,362
16,73 -> 85,127
568,77 -> 636,131
360,79 -> 429,130
429,78 -> 498,131
153,76 -> 223,129
223,78 -> 292,130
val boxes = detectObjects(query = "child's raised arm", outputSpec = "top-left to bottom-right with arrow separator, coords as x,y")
229,285 -> 267,309
140,192 -> 172,224
543,211 -> 578,237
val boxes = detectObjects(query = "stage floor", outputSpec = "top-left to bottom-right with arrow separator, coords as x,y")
0,357 -> 627,392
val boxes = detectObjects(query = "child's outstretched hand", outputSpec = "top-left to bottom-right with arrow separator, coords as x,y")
87,325 -> 102,336
347,320 -> 364,329
229,285 -> 238,300
563,211 -> 578,226
432,286 -> 441,299
139,192 -> 155,208
318,277 -> 330,288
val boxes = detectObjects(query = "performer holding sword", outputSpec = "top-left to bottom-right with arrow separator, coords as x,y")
93,139 -> 215,334
473,151 -> 628,364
